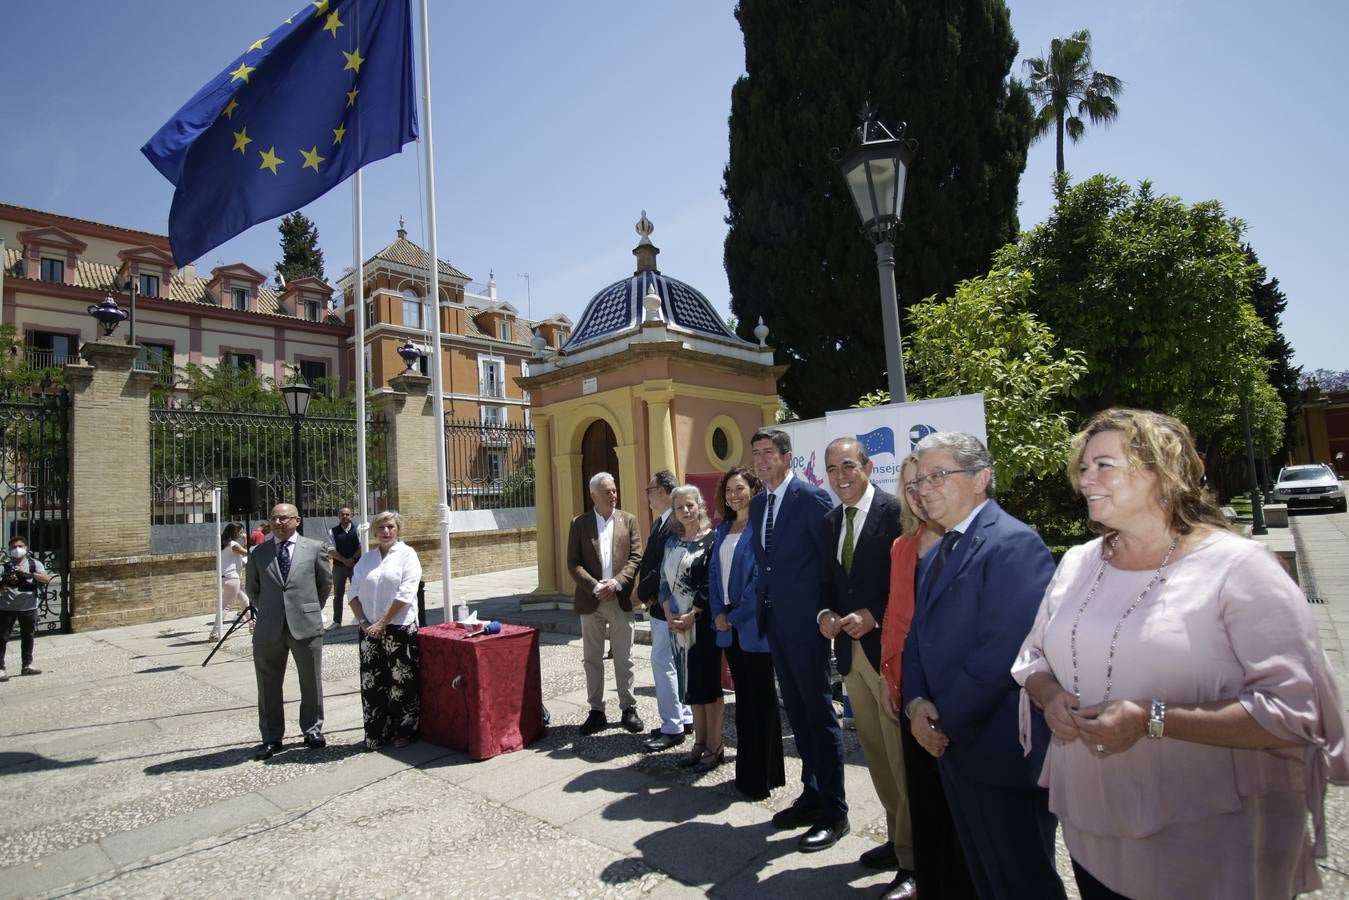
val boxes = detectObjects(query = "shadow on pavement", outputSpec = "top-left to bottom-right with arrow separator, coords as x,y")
0,751 -> 98,774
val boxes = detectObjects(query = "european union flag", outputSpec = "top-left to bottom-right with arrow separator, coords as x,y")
856,426 -> 896,458
142,0 -> 417,266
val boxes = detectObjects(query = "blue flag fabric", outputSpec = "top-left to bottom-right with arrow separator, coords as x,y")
856,426 -> 896,459
142,0 -> 417,266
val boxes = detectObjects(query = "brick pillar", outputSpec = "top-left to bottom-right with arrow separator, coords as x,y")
378,372 -> 441,566
63,338 -> 158,629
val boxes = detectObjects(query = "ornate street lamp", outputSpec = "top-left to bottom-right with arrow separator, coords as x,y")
280,376 -> 313,531
87,295 -> 129,337
834,104 -> 916,403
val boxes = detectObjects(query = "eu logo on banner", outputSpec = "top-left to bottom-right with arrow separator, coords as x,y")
856,426 -> 896,459
142,0 -> 418,266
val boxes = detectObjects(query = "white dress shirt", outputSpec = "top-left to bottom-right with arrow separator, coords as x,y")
760,470 -> 795,548
834,482 -> 876,562
350,541 -> 422,626
595,509 -> 615,584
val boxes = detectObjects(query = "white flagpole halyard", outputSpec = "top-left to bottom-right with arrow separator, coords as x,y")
415,0 -> 455,621
353,169 -> 370,552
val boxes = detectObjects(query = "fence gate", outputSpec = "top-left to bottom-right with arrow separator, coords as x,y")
0,392 -> 72,633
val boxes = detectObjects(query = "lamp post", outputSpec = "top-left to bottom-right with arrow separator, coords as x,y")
835,105 -> 916,403
1241,392 -> 1267,536
280,376 -> 313,533
87,295 -> 129,337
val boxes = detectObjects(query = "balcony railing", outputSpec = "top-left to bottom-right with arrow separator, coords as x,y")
24,349 -> 79,369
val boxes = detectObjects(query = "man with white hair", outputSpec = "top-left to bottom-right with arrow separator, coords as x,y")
567,472 -> 645,737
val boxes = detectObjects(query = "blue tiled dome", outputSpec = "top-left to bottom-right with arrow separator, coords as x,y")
563,269 -> 736,350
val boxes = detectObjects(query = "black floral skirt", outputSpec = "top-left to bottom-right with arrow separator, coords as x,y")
358,621 -> 421,747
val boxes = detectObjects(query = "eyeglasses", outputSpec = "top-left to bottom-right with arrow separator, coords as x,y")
912,467 -> 982,491
903,482 -> 921,497
644,485 -> 662,493
270,515 -> 298,523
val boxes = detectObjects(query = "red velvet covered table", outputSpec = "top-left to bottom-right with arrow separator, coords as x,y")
419,622 -> 545,760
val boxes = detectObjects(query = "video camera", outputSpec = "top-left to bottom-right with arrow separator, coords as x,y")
2,559 -> 37,591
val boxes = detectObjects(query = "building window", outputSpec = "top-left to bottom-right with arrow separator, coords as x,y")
298,359 -> 327,391
25,330 -> 77,368
139,273 -> 160,297
402,291 -> 423,328
304,298 -> 321,321
499,320 -> 511,341
479,358 -> 504,399
484,450 -> 505,483
39,258 -> 64,283
138,342 -> 174,383
417,351 -> 430,376
365,301 -> 375,328
226,352 -> 256,372
363,345 -> 372,380
480,405 -> 505,426
231,287 -> 248,310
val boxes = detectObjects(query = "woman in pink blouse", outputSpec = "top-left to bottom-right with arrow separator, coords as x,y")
1013,408 -> 1349,899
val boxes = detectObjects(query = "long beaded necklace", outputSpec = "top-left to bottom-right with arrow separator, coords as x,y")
1070,535 -> 1179,701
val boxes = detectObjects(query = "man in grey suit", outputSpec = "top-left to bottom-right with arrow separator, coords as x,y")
246,502 -> 333,760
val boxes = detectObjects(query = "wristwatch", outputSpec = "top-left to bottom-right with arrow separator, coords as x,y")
1147,699 -> 1166,739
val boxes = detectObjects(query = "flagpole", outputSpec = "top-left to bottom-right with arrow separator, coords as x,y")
353,169 -> 370,552
416,0 -> 455,621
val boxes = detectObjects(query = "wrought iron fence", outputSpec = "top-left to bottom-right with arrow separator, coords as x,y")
444,417 -> 535,509
0,392 -> 71,633
150,406 -> 389,525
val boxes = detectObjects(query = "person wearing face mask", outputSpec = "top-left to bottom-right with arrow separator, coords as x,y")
0,537 -> 51,682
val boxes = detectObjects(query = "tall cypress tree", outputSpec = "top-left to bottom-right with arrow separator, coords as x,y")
1244,245 -> 1301,458
274,211 -> 326,287
723,0 -> 1034,417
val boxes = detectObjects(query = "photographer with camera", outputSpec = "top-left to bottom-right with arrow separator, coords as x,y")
1,536 -> 50,682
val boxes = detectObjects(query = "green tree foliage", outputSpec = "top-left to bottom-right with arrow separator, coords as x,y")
1024,30 -> 1122,175
1005,175 -> 1281,493
1244,245 -> 1301,458
275,211 -> 325,287
501,458 -> 535,508
723,0 -> 1034,418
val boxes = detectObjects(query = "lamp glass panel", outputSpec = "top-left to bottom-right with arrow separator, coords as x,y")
844,158 -> 876,223
865,156 -> 898,220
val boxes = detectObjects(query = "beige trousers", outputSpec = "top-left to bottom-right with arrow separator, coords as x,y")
580,599 -> 636,712
845,640 -> 914,867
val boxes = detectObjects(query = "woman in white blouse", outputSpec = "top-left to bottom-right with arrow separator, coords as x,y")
349,510 -> 423,750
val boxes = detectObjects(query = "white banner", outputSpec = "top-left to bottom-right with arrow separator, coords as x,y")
824,395 -> 988,497
774,416 -> 839,503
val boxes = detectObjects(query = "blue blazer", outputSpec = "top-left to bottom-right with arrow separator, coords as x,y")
901,499 -> 1055,788
707,518 -> 768,652
750,475 -> 834,644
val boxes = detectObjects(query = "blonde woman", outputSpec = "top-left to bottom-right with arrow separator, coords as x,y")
349,510 -> 423,750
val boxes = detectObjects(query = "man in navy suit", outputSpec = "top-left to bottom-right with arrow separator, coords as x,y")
818,438 -> 914,898
901,433 -> 1065,899
749,428 -> 847,852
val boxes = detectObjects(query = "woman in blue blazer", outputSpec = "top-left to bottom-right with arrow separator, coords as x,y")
709,466 -> 786,800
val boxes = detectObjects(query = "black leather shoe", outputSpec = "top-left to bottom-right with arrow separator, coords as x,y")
303,732 -> 327,749
579,710 -> 608,735
254,741 -> 284,760
879,870 -> 917,900
799,817 -> 850,853
619,708 -> 644,733
771,801 -> 821,830
859,842 -> 899,870
641,732 -> 686,753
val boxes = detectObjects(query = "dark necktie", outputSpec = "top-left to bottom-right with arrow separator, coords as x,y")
842,506 -> 858,575
927,530 -> 961,587
278,540 -> 292,581
764,493 -> 777,556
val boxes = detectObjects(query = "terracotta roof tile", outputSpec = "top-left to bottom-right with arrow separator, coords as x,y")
368,236 -> 469,281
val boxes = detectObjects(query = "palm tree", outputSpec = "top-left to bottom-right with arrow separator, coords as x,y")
1025,30 -> 1123,175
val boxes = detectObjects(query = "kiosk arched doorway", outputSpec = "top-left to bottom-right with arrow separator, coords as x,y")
580,419 -> 620,513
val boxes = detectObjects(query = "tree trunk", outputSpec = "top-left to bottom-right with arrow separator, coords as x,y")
1055,111 -> 1065,174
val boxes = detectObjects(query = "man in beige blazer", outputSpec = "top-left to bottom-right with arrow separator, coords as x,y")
245,502 -> 333,760
567,471 -> 644,736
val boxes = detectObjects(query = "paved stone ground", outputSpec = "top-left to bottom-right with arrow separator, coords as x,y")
1,511 -> 1347,899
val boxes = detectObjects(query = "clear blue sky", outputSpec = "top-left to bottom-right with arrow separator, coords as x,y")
2,1 -> 1343,370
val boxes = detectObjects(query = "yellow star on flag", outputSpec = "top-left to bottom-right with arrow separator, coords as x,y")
324,11 -> 344,37
312,1 -> 329,16
258,146 -> 284,174
221,98 -> 239,119
229,62 -> 256,84
248,36 -> 268,52
332,123 -> 347,144
346,87 -> 359,107
300,146 -> 326,172
232,127 -> 253,154
342,48 -> 365,73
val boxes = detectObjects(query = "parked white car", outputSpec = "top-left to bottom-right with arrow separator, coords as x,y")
1271,464 -> 1347,513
